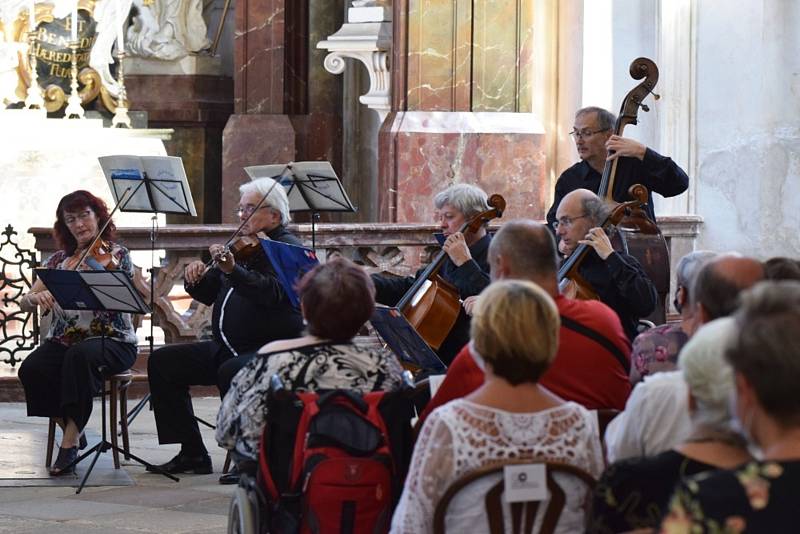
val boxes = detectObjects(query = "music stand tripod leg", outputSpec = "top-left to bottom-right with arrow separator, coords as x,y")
126,213 -> 158,429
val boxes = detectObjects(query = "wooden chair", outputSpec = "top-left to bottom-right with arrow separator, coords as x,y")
45,370 -> 133,469
433,459 -> 596,534
596,409 -> 621,440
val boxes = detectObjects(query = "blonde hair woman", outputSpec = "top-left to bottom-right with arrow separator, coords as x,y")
391,280 -> 604,533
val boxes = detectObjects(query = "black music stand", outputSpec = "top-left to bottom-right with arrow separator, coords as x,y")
98,155 -> 197,427
34,268 -> 179,493
370,306 -> 446,375
245,161 -> 356,249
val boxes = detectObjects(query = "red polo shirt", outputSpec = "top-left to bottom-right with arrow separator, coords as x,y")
420,295 -> 632,422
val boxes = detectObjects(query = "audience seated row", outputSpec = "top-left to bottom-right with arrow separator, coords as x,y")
209,219 -> 800,533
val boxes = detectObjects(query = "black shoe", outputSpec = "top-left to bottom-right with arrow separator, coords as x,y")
79,433 -> 87,450
146,452 -> 212,474
50,446 -> 78,476
218,466 -> 240,485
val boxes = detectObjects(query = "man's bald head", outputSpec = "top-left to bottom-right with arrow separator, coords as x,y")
488,220 -> 558,290
693,254 -> 765,323
557,189 -> 609,226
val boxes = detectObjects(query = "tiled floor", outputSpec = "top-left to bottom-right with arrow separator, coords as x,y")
0,398 -> 233,533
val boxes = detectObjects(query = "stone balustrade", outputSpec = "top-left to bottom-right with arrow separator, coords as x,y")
29,216 -> 701,345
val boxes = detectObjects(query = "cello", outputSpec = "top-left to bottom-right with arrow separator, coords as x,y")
596,57 -> 671,323
558,185 -> 650,300
396,194 -> 506,349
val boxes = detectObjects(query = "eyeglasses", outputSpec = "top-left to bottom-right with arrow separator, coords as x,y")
236,205 -> 271,217
553,214 -> 590,230
63,210 -> 94,226
569,128 -> 610,140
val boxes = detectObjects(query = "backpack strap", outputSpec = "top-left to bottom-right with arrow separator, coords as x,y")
559,314 -> 630,374
291,355 -> 317,390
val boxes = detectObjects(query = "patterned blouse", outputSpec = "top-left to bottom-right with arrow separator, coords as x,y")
216,341 -> 405,460
659,460 -> 800,533
589,449 -> 716,533
42,244 -> 137,347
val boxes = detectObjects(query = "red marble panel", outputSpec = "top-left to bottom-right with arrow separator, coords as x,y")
378,111 -> 547,224
126,75 -> 233,124
221,114 -> 296,222
234,0 -> 286,114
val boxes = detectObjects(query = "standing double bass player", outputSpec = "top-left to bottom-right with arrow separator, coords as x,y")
545,106 -> 689,229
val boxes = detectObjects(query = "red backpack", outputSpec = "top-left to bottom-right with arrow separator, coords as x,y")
258,388 -> 413,534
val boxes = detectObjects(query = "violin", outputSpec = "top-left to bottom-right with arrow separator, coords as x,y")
63,239 -> 119,271
212,234 -> 264,266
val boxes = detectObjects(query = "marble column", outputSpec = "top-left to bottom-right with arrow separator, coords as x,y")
379,0 -> 548,223
222,0 -> 344,223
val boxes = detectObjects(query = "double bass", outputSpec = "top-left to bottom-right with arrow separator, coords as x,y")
591,57 -> 671,323
397,195 -> 506,349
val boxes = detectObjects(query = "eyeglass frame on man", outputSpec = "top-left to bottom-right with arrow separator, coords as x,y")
553,214 -> 591,231
236,204 -> 272,217
569,128 -> 610,140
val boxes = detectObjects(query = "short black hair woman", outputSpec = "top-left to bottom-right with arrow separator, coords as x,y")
216,257 -> 405,461
391,280 -> 604,533
18,190 -> 137,476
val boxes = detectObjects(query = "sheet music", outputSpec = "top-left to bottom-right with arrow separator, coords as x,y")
80,271 -> 150,314
98,155 -> 151,211
244,161 -> 355,213
98,155 -> 197,216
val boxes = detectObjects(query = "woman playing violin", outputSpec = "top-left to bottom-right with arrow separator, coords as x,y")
372,183 -> 492,364
18,190 -> 137,476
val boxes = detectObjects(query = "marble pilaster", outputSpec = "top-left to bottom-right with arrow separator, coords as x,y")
380,0 -> 544,223
378,111 -> 547,223
223,0 -> 344,223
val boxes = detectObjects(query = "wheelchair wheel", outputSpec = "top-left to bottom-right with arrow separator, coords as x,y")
228,485 -> 259,534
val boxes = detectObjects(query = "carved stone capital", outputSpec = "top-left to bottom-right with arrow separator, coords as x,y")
317,5 -> 392,121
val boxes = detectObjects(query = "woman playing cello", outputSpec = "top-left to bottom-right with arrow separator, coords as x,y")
19,190 -> 137,476
371,184 -> 494,364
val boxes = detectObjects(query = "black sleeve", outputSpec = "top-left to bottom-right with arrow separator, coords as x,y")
448,259 -> 490,298
638,148 -> 690,198
605,252 -> 658,317
546,175 -> 569,227
226,264 -> 290,309
371,273 -> 416,307
185,268 -> 222,306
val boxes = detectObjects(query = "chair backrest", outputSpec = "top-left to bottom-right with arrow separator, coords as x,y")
432,459 -> 596,534
595,408 -> 621,440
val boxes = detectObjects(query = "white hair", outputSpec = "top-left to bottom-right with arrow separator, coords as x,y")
678,317 -> 738,435
239,177 -> 291,225
433,184 -> 490,219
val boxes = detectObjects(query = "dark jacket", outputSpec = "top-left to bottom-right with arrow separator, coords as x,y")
372,233 -> 492,365
546,148 -> 690,227
186,226 -> 304,354
576,250 -> 658,341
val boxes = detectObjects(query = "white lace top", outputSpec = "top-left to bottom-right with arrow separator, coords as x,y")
390,399 -> 604,534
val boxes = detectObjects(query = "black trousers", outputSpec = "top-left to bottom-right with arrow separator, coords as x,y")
18,338 -> 137,432
147,340 -> 256,455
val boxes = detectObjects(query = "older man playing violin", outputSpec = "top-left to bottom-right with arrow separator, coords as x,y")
147,177 -> 303,477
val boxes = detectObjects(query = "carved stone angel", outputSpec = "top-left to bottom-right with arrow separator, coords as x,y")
126,0 -> 211,61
